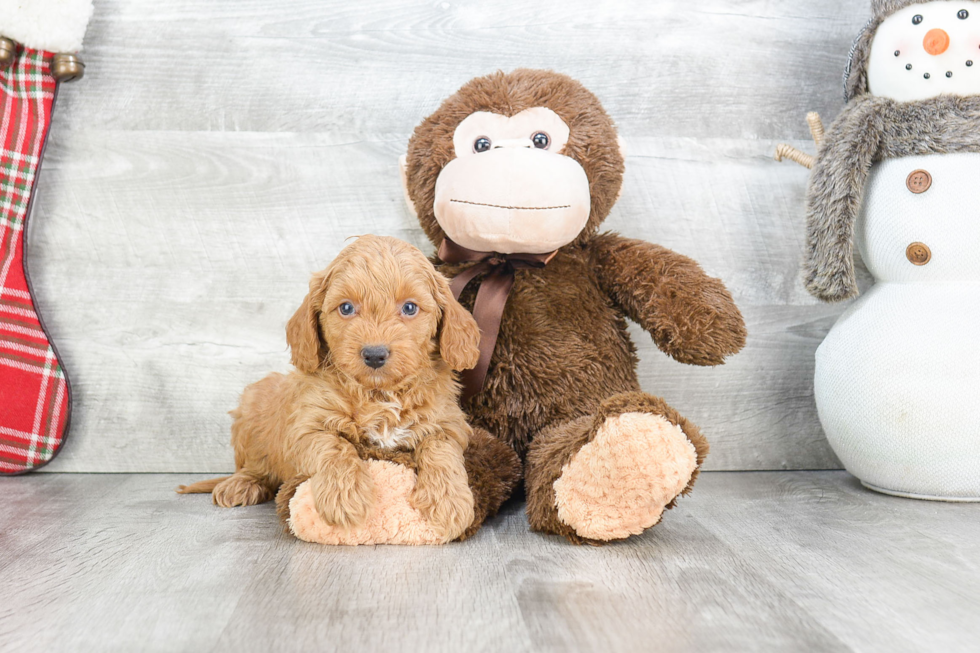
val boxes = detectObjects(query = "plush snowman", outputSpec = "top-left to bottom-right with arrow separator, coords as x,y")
779,0 -> 980,500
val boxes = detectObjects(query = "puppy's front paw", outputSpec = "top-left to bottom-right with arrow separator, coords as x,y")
308,462 -> 375,530
411,479 -> 475,543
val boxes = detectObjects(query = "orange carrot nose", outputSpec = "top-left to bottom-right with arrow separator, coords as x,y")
923,28 -> 950,55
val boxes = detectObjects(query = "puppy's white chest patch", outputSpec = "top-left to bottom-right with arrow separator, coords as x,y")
360,396 -> 415,449
364,426 -> 415,449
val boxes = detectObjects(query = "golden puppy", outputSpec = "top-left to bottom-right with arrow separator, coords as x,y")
179,235 -> 481,542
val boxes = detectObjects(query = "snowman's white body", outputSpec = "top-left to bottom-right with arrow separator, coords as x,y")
814,153 -> 980,499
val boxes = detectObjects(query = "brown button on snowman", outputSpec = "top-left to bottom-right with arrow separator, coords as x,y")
905,169 -> 932,193
778,0 -> 980,501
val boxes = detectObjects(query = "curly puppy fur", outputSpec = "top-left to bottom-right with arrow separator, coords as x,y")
179,235 -> 513,543
805,0 -> 980,303
403,69 -> 746,542
275,426 -> 523,542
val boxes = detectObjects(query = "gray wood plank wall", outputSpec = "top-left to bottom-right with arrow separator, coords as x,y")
28,0 -> 875,473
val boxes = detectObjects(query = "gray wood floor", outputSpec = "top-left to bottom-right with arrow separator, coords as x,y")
1,472 -> 977,652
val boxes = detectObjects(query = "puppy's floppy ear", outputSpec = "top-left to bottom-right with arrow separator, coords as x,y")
429,269 -> 481,371
286,269 -> 332,374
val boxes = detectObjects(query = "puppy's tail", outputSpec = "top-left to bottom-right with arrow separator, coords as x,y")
175,476 -> 229,495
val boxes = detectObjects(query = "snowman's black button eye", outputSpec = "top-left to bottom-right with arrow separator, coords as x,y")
532,132 -> 550,149
907,63 -> 913,70
913,14 -> 924,24
895,50 -> 901,56
968,60 -> 974,66
958,9 -> 969,19
474,137 -> 492,153
947,71 -> 954,77
924,72 -> 931,79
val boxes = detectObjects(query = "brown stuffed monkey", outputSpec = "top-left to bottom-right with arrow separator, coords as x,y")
396,69 -> 747,544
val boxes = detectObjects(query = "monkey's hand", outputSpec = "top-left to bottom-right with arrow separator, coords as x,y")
591,233 -> 746,366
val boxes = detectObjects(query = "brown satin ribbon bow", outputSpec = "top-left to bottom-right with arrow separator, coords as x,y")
438,238 -> 556,400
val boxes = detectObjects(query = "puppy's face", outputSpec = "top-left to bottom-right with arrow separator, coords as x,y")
321,250 -> 441,388
286,236 -> 480,389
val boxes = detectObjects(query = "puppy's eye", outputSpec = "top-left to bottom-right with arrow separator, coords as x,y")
474,137 -> 492,153
532,132 -> 550,149
401,301 -> 419,317
913,14 -> 924,24
959,9 -> 969,19
339,301 -> 356,317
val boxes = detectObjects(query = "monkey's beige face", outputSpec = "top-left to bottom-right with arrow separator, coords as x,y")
431,107 -> 592,254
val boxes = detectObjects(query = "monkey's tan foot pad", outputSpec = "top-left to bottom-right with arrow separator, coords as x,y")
288,461 -> 446,545
553,412 -> 697,541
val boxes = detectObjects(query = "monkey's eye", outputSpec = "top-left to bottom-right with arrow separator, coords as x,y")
473,137 -> 492,153
913,14 -> 924,24
339,301 -> 356,317
401,301 -> 418,317
958,9 -> 969,19
532,132 -> 550,149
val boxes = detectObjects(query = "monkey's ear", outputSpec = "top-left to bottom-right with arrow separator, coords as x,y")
286,269 -> 331,374
429,269 -> 480,371
399,154 -> 418,218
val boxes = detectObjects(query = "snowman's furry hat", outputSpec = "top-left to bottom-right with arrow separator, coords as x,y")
844,0 -> 978,100
804,0 -> 980,302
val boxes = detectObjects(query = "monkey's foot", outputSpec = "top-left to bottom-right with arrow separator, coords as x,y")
552,412 -> 698,541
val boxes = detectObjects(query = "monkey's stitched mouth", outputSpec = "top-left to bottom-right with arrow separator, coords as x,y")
450,199 -> 571,211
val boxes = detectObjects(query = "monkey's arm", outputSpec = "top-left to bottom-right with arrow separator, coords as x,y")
803,95 -> 883,302
590,233 -> 746,366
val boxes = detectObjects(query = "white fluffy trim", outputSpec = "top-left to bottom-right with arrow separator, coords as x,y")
0,0 -> 94,52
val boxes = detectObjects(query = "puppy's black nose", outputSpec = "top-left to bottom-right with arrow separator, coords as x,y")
361,345 -> 390,369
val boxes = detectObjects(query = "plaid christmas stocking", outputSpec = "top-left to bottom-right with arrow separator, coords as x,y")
0,2 -> 91,474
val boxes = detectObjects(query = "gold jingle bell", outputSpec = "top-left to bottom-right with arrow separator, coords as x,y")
51,53 -> 84,82
0,37 -> 16,70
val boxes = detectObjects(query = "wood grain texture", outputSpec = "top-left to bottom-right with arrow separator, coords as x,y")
62,0 -> 864,138
2,472 -> 978,652
23,0 -> 879,472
